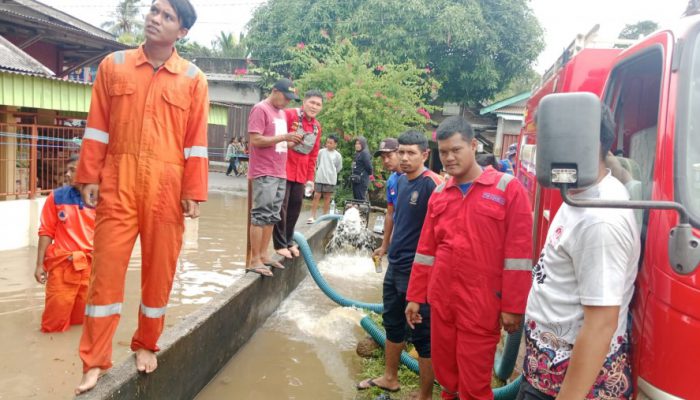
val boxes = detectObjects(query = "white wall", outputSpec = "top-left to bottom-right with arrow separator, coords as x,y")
0,197 -> 47,251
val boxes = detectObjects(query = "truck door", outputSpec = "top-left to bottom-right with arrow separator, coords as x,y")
604,26 -> 700,399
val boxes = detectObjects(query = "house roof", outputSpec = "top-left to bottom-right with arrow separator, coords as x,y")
479,91 -> 531,115
2,0 -> 116,41
0,35 -> 54,75
0,0 -> 129,77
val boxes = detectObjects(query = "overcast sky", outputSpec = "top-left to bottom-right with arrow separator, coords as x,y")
54,0 -> 691,72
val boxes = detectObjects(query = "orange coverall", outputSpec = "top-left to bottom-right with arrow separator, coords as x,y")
75,46 -> 209,372
38,186 -> 95,333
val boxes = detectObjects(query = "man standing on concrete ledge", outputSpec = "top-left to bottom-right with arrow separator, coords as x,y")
74,0 -> 208,394
247,79 -> 303,277
273,90 -> 323,259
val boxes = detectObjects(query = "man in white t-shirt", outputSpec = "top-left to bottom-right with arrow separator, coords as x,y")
518,105 -> 641,400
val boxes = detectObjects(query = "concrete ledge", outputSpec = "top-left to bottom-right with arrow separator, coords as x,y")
80,220 -> 336,400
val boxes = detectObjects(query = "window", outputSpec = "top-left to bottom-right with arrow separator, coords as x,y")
677,27 -> 700,226
604,48 -> 663,232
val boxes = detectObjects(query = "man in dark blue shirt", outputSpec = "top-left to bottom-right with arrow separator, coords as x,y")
357,130 -> 442,399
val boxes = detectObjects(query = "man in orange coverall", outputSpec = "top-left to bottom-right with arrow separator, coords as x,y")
405,116 -> 533,399
34,155 -> 95,333
74,0 -> 208,394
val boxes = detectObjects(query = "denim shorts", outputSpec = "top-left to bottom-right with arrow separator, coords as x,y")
251,176 -> 286,226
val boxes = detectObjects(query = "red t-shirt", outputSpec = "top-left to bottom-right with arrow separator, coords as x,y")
284,108 -> 322,183
247,100 -> 288,179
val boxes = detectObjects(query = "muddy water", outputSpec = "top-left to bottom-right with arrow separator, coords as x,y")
196,254 -> 385,400
0,192 -> 248,399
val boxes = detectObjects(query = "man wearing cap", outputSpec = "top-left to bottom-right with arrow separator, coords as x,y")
372,137 -> 401,261
246,79 -> 303,276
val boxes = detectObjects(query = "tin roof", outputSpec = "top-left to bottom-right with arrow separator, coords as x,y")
479,91 -> 531,115
0,0 -> 117,43
0,35 -> 54,75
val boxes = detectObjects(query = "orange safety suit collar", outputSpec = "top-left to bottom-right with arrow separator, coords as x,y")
134,44 -> 184,74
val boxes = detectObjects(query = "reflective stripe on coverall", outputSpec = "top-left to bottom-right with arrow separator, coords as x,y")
38,187 -> 95,333
406,168 -> 533,399
75,47 -> 209,372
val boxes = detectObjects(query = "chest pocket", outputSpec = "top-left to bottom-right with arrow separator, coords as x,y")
162,89 -> 190,134
473,197 -> 506,220
108,82 -> 136,126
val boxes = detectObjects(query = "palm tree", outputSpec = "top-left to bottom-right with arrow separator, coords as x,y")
101,0 -> 144,39
212,32 -> 247,58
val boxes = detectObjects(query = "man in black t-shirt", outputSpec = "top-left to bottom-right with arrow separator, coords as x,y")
357,130 -> 442,399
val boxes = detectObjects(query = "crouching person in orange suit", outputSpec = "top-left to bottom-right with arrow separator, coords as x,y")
34,155 -> 95,333
73,0 -> 208,394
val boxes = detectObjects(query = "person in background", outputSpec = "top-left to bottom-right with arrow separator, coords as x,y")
246,78 -> 303,277
74,0 -> 209,393
225,138 -> 243,176
357,130 -> 442,400
405,116 -> 533,399
273,90 -> 323,258
371,137 -> 401,261
308,135 -> 343,223
35,155 -> 95,333
517,106 -> 640,400
351,137 -> 373,201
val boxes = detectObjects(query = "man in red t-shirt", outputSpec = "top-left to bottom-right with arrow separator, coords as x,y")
273,90 -> 323,258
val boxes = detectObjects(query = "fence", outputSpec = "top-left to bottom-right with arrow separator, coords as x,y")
0,123 -> 83,199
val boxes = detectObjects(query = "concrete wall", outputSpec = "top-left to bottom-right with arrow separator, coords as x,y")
208,82 -> 261,105
81,220 -> 336,400
0,197 -> 46,250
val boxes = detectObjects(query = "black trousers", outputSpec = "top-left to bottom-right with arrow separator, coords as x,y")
515,378 -> 556,400
352,180 -> 368,201
273,180 -> 305,250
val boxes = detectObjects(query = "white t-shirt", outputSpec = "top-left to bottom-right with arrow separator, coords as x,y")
523,171 -> 641,398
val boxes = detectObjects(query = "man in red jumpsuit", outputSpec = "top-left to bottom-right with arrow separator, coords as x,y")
74,0 -> 208,394
406,116 -> 533,399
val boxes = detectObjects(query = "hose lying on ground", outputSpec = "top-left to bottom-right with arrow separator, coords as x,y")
293,228 -> 523,399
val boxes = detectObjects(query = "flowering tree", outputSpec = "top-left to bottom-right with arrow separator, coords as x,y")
246,0 -> 543,104
293,41 -> 439,201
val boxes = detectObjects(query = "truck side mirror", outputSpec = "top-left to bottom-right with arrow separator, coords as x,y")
536,92 -> 602,189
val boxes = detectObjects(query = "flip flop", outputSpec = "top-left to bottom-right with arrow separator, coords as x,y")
263,260 -> 286,270
356,378 -> 401,393
245,265 -> 273,277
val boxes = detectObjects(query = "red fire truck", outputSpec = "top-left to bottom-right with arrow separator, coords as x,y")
516,8 -> 700,399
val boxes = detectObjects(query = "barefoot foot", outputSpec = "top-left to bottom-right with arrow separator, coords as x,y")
275,248 -> 293,259
135,349 -> 158,374
289,245 -> 300,258
75,367 -> 102,395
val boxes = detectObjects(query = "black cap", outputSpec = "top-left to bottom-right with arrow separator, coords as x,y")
373,138 -> 399,157
272,78 -> 300,100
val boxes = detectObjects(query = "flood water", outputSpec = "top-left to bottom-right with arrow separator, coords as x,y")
0,191 -> 249,399
196,254 -> 385,400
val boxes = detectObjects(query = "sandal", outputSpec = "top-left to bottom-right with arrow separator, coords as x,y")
356,378 -> 400,393
245,265 -> 273,277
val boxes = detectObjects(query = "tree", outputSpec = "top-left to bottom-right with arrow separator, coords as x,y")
102,0 -> 144,44
245,0 -> 544,104
211,32 -> 248,58
292,41 -> 439,199
618,20 -> 659,40
176,38 -> 214,58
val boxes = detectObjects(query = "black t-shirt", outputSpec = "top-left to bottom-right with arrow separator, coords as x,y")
388,169 -> 440,273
